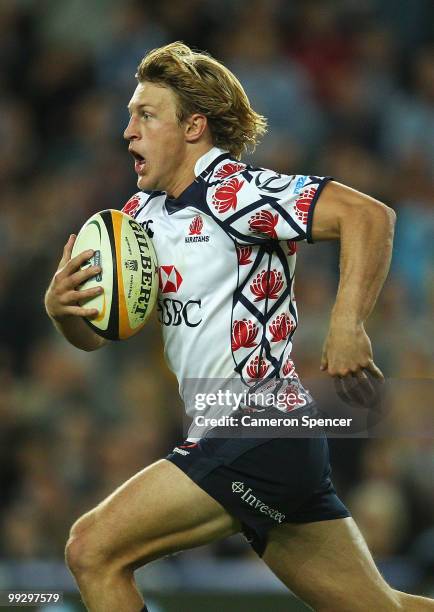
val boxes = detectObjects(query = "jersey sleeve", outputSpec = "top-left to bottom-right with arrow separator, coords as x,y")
207,169 -> 332,244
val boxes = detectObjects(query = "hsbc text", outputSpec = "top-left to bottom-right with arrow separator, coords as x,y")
157,298 -> 202,327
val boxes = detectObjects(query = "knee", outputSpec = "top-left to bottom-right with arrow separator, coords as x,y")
65,513 -> 107,578
65,511 -> 155,580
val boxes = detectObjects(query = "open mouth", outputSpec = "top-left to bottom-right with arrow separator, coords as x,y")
130,150 -> 146,174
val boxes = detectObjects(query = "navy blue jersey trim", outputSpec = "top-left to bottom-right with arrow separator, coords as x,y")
225,196 -> 306,240
165,181 -> 204,214
164,153 -> 229,214
198,152 -> 230,181
306,177 -> 333,244
224,227 -> 272,245
126,190 -> 163,218
140,191 -> 165,214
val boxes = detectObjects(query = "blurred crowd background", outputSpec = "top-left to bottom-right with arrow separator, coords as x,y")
0,0 -> 433,605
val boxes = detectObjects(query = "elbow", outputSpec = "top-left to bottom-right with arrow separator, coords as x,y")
372,201 -> 396,237
386,204 -> 397,227
379,200 -> 396,225
342,195 -> 396,245
386,206 -> 396,241
354,193 -> 396,232
310,182 -> 396,241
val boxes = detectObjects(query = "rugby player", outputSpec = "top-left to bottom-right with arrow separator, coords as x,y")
45,42 -> 434,611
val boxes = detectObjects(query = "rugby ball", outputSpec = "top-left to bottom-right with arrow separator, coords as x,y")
71,209 -> 158,341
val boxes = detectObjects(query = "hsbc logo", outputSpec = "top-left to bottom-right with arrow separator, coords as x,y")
157,298 -> 202,328
159,265 -> 183,293
231,481 -> 285,523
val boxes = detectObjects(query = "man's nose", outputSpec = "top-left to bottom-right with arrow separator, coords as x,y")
124,116 -> 139,141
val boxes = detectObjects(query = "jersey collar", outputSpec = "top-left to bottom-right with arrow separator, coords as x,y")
194,146 -> 227,177
165,146 -> 229,213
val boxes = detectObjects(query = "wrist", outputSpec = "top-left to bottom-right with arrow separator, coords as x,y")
330,306 -> 363,329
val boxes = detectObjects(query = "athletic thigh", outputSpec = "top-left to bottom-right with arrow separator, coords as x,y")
69,459 -> 241,569
262,517 -> 399,612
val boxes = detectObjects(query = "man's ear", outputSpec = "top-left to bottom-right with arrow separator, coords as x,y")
184,113 -> 208,143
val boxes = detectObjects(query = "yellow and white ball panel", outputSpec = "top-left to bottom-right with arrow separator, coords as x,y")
71,213 -> 113,332
111,210 -> 159,339
71,209 -> 158,341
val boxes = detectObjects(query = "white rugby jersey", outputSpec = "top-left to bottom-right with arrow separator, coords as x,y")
121,147 -> 331,419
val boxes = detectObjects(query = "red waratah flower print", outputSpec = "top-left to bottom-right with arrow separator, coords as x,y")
189,215 -> 203,235
248,209 -> 279,238
231,319 -> 258,351
250,269 -> 284,302
287,240 -> 297,255
212,177 -> 244,213
246,356 -> 269,379
237,245 -> 253,265
215,162 -> 246,178
295,186 -> 316,224
122,195 -> 140,217
281,383 -> 307,411
282,357 -> 297,377
269,313 -> 294,342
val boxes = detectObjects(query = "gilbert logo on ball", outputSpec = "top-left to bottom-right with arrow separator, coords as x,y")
71,209 -> 158,340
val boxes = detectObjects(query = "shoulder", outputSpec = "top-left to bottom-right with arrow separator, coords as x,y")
210,158 -> 303,195
206,158 -> 303,213
121,191 -> 164,218
211,160 -> 248,181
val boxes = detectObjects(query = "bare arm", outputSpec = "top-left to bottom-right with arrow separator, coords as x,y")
311,181 -> 396,378
45,234 -> 108,352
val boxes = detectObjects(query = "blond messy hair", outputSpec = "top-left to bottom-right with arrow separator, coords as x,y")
136,42 -> 267,159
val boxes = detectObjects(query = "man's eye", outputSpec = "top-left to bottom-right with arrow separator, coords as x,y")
141,112 -> 150,119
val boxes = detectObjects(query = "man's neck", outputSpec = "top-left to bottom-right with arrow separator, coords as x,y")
167,144 -> 216,199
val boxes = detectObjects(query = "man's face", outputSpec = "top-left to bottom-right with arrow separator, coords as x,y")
124,81 -> 188,194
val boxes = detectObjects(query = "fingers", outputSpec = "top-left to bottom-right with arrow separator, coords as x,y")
62,305 -> 100,318
320,343 -> 328,371
364,359 -> 385,381
351,371 -> 376,405
60,286 -> 103,306
67,265 -> 102,290
58,234 -> 76,269
59,248 -> 96,279
333,369 -> 384,408
321,358 -> 383,380
322,345 -> 385,407
46,237 -> 103,321
333,375 -> 364,405
56,251 -> 101,290
333,377 -> 353,405
320,326 -> 384,408
320,355 -> 328,372
354,370 -> 376,402
46,284 -> 102,318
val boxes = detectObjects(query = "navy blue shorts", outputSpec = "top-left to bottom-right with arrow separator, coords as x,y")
166,435 -> 350,556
